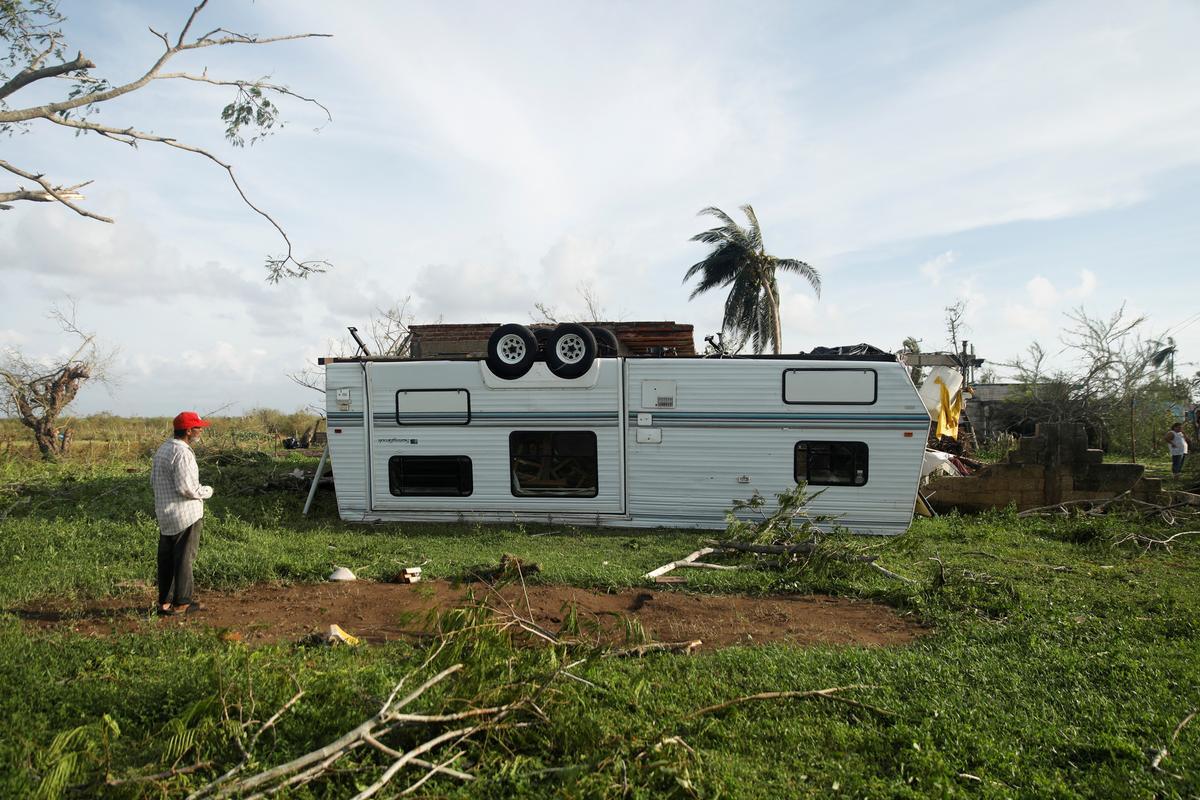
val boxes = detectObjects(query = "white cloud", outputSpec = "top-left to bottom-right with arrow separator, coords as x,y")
412,257 -> 534,322
0,329 -> 25,346
1069,268 -> 1098,299
918,251 -> 956,286
1026,275 -> 1059,308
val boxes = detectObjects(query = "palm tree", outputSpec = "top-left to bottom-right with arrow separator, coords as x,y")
1150,337 -> 1177,385
683,205 -> 820,354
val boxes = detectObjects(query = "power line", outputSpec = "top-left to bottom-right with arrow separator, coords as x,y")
1163,310 -> 1200,338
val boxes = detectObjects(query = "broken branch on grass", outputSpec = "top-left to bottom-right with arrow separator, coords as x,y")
1114,530 -> 1199,553
1149,708 -> 1196,777
106,760 -> 213,786
1017,491 -> 1132,518
643,547 -> 717,579
606,640 -> 703,657
648,540 -> 912,583
690,685 -> 893,719
190,660 -> 515,800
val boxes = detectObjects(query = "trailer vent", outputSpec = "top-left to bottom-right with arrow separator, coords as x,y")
641,381 -> 677,410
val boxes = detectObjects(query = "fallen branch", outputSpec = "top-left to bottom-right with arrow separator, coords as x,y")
643,547 -> 716,579
605,640 -> 702,658
106,761 -> 213,786
868,562 -> 916,584
707,540 -> 820,555
1149,709 -> 1196,777
690,685 -> 893,719
189,662 -> 517,800
1114,530 -> 1199,554
1017,491 -> 1132,518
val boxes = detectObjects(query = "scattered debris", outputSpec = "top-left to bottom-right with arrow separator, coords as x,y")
328,567 -> 356,582
298,623 -> 362,647
387,567 -> 423,584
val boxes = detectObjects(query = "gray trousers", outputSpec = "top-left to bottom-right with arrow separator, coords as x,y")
157,518 -> 202,606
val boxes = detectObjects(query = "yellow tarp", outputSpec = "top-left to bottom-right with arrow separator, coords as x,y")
933,375 -> 963,439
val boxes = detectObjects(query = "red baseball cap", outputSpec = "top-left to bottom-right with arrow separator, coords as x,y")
173,411 -> 212,431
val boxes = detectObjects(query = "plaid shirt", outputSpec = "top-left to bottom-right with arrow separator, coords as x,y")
151,439 -> 213,536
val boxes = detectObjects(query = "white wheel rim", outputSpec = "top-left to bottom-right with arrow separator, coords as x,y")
556,334 -> 586,364
497,333 -> 527,364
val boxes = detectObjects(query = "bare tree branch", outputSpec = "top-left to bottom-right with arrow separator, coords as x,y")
155,72 -> 332,124
41,114 -> 327,280
0,159 -> 111,221
0,50 -> 93,101
1,1 -> 332,280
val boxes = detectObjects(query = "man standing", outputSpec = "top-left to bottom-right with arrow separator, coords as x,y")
1166,421 -> 1188,477
151,411 -> 214,615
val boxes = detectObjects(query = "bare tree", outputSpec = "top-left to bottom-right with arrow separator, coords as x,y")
0,301 -> 113,460
530,281 -> 615,325
289,298 -> 416,393
0,0 -> 331,282
999,305 -> 1174,452
944,300 -> 968,352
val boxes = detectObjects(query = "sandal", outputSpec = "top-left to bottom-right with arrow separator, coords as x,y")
183,602 -> 205,614
156,606 -> 176,616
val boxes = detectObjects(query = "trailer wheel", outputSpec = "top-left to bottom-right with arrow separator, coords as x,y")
546,323 -> 597,378
486,324 -> 539,379
588,326 -> 620,357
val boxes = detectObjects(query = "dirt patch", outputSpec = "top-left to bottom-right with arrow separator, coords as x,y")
13,581 -> 928,651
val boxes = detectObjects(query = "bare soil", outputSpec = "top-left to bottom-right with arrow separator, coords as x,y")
14,581 -> 928,651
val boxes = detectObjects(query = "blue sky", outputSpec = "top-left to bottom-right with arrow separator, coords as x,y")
2,0 -> 1198,415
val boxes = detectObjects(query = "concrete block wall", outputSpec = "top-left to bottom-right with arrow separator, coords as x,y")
926,422 -> 1159,513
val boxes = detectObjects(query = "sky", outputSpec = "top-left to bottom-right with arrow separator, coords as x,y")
2,0 -> 1199,416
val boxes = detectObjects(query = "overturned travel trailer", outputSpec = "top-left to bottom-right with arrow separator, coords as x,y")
321,324 -> 932,535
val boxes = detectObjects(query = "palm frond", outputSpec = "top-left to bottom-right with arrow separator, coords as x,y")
740,204 -> 762,252
697,206 -> 739,228
774,258 -> 822,297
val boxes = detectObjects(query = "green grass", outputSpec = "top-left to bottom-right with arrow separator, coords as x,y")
1,449 -> 1198,798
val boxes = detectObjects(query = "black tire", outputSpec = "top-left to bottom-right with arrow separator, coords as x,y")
545,323 -> 597,379
588,326 -> 620,357
486,324 -> 539,379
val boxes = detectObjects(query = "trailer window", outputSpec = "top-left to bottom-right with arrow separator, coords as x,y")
395,389 -> 470,425
389,456 -> 473,496
794,441 -> 868,486
509,431 -> 598,497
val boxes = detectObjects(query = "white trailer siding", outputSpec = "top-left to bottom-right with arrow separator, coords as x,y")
323,355 -> 930,535
621,360 -> 928,534
362,359 -> 624,514
325,363 -> 370,517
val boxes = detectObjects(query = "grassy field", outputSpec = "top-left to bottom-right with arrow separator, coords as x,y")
0,439 -> 1197,798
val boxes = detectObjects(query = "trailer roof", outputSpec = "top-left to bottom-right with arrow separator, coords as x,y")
318,351 -> 899,365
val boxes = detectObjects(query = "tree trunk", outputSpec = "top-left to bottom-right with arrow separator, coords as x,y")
760,271 -> 782,355
34,425 -> 57,461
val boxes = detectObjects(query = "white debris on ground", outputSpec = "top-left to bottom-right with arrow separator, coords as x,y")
328,566 -> 356,581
